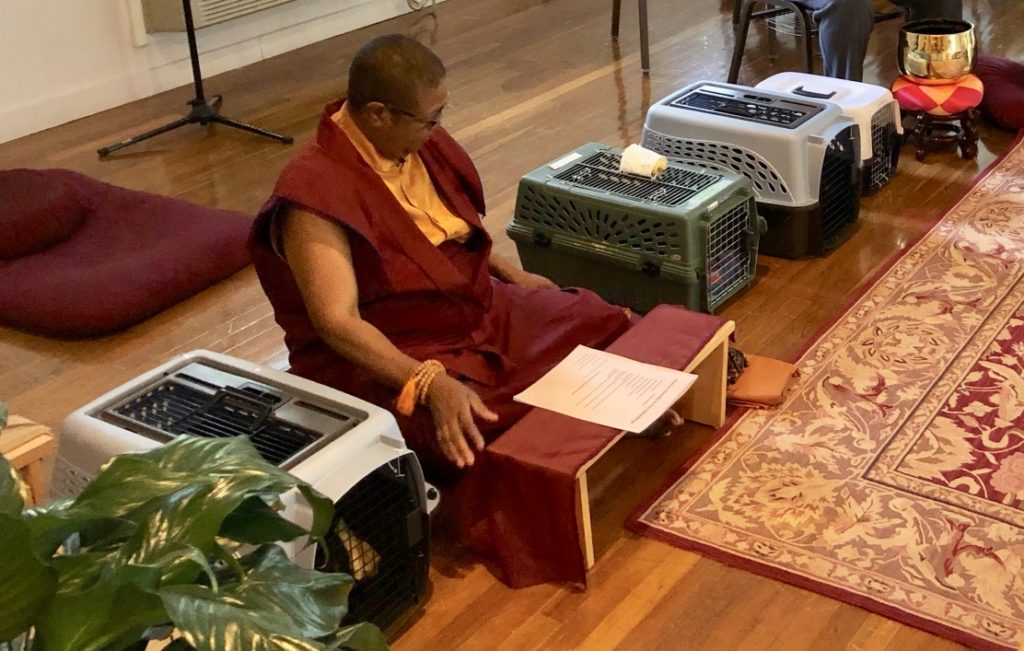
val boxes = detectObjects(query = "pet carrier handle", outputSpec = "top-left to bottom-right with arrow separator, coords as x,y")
208,386 -> 275,431
792,86 -> 837,100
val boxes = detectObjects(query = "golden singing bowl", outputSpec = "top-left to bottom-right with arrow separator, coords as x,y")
897,19 -> 976,85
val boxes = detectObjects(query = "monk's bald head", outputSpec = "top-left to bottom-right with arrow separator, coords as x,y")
346,34 -> 446,111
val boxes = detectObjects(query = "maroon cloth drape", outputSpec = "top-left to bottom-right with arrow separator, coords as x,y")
450,305 -> 725,588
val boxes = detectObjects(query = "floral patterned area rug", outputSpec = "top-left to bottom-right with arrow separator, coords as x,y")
629,134 -> 1024,651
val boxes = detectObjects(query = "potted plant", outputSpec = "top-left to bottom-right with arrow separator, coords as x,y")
0,434 -> 390,651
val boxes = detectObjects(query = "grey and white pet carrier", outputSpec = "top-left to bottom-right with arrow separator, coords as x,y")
755,72 -> 902,195
642,81 -> 862,258
507,142 -> 760,314
57,350 -> 435,638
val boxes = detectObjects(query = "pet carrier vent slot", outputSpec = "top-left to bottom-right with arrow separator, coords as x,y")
819,126 -> 860,249
706,202 -> 753,309
868,106 -> 899,192
319,456 -> 426,635
670,91 -> 807,127
107,381 -> 322,466
516,187 -> 685,258
643,132 -> 792,203
553,151 -> 719,207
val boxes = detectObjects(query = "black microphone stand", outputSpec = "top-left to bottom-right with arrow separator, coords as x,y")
98,0 -> 293,156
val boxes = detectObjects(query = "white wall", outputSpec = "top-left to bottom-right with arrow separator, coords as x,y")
0,0 -> 429,144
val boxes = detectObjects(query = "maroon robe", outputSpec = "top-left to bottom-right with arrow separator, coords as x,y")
250,101 -> 630,480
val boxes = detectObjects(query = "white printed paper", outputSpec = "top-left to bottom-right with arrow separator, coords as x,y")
513,345 -> 698,433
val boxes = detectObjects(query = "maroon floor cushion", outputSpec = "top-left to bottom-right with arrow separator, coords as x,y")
973,55 -> 1024,131
0,168 -> 252,338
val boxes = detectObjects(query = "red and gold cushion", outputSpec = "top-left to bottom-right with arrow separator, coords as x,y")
891,74 -> 984,116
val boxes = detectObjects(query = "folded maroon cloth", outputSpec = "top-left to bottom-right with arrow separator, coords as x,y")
726,354 -> 798,408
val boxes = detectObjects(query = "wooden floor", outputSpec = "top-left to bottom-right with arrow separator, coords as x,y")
2,0 -> 1021,648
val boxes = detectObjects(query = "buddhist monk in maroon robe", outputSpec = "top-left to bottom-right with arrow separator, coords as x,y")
249,34 -> 633,481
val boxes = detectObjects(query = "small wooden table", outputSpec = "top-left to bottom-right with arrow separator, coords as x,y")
574,317 -> 734,569
1,415 -> 56,506
455,305 -> 733,587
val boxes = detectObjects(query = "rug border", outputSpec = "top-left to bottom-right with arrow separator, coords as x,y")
627,130 -> 1024,651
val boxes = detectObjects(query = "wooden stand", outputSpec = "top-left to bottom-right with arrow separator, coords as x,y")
1,415 -> 56,506
575,319 -> 735,568
906,108 -> 980,161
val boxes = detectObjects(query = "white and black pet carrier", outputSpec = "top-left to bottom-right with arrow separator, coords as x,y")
506,142 -> 760,314
755,72 -> 902,195
642,81 -> 862,258
57,350 -> 435,638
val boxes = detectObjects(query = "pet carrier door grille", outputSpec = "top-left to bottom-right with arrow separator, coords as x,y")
317,455 -> 428,636
706,202 -> 754,309
818,125 -> 860,250
869,106 -> 900,192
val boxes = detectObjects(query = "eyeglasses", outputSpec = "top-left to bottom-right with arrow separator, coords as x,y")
383,102 -> 446,129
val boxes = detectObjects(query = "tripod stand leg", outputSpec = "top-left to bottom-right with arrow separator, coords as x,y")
96,0 -> 292,157
209,114 -> 294,144
97,116 -> 194,156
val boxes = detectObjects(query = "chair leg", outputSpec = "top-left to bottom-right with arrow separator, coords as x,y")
611,0 -> 622,38
728,0 -> 757,83
959,108 -> 979,159
732,0 -> 742,24
794,4 -> 815,74
914,113 -> 928,162
638,0 -> 650,73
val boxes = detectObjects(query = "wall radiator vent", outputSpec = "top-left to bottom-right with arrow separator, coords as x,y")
140,0 -> 300,32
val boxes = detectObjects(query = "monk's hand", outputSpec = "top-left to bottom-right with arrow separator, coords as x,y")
426,374 -> 498,468
510,270 -> 559,291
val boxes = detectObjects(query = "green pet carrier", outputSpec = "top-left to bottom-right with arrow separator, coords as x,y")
507,142 -> 761,313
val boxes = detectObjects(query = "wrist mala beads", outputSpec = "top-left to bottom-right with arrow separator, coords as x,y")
395,359 -> 446,416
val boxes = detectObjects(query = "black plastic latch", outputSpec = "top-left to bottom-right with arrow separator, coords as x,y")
532,230 -> 551,247
640,260 -> 661,276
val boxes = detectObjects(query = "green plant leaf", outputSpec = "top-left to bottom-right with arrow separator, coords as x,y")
50,550 -> 117,592
321,623 -> 390,651
228,545 -> 352,639
1,436 -> 376,651
156,545 -> 221,591
298,484 -> 336,540
69,436 -> 299,520
24,504 -> 136,559
34,564 -> 167,651
0,513 -> 57,642
0,454 -> 25,516
160,545 -> 369,651
220,496 -> 307,545
58,437 -> 315,585
160,584 -> 321,651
